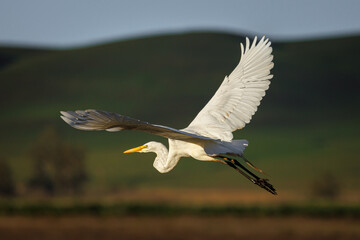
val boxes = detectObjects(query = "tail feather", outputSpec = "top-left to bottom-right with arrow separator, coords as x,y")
231,139 -> 249,154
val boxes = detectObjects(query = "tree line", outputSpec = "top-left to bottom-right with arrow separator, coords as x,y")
0,126 -> 88,197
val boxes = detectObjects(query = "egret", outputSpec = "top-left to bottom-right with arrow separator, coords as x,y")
61,36 -> 276,194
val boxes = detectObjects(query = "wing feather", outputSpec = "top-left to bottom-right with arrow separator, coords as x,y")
185,36 -> 274,141
60,109 -> 214,143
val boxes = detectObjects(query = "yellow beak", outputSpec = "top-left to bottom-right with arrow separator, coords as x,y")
123,145 -> 147,153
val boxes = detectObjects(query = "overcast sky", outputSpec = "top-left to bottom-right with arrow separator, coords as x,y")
0,0 -> 359,48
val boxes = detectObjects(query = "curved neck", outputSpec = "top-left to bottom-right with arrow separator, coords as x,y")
151,142 -> 179,173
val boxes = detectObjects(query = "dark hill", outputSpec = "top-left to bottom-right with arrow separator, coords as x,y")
1,32 -> 359,128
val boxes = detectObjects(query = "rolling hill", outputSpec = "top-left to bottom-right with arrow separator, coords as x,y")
0,32 -> 359,195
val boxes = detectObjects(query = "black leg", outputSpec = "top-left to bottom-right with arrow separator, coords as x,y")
216,156 -> 277,195
213,158 -> 257,184
227,157 -> 260,180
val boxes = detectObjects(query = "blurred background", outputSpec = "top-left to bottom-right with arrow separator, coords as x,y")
0,0 -> 359,239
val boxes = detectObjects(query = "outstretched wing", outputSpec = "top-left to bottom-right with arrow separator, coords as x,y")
185,36 -> 274,141
60,109 -> 214,142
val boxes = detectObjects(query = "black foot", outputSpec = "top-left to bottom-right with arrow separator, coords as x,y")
254,178 -> 277,195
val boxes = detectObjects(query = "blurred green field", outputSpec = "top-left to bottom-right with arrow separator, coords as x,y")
0,200 -> 359,218
0,32 -> 359,199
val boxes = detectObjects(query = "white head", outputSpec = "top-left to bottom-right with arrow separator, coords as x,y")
124,141 -> 172,173
123,141 -> 164,154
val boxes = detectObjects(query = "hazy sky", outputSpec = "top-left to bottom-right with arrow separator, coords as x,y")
0,0 -> 359,48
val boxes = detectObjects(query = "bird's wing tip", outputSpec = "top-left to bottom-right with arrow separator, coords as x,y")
60,115 -> 73,125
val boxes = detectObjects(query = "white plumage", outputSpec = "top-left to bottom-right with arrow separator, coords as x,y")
61,36 -> 276,194
186,36 -> 273,141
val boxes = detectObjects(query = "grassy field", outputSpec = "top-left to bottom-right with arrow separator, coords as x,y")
0,32 -> 359,199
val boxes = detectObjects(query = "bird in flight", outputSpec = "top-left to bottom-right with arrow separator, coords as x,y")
61,36 -> 276,195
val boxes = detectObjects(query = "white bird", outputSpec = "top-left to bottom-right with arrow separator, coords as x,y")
61,36 -> 276,194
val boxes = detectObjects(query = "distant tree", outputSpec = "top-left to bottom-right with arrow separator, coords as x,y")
28,126 -> 88,195
311,173 -> 340,200
0,157 -> 16,197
